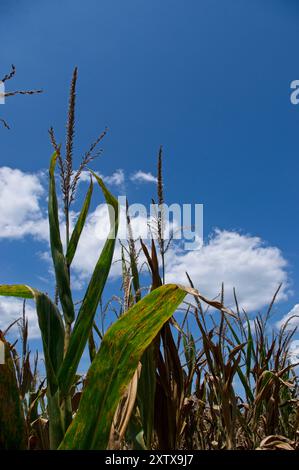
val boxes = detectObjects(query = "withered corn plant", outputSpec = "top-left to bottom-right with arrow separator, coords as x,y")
96,151 -> 299,451
178,286 -> 299,450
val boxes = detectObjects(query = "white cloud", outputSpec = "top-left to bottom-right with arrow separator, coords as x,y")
0,166 -> 291,315
79,169 -> 125,186
165,230 -> 289,312
276,304 -> 299,331
69,203 -> 174,287
288,340 -> 299,364
0,167 -> 48,240
0,297 -> 40,338
70,204 -> 121,284
69,203 -> 147,285
130,170 -> 157,184
104,169 -> 125,186
0,166 -> 126,243
69,221 -> 289,314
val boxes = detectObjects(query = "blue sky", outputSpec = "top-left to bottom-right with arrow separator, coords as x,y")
1,0 -> 299,365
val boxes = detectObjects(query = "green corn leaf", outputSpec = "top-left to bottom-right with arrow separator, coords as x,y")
34,292 -> 65,395
0,285 -> 65,396
126,199 -> 141,303
59,284 -> 186,450
189,332 -> 196,368
183,328 -> 196,373
236,366 -> 254,404
66,178 -> 93,266
48,391 -> 65,450
58,171 -> 119,397
49,151 -> 75,324
225,316 -> 243,347
0,284 -> 34,299
130,247 -> 141,302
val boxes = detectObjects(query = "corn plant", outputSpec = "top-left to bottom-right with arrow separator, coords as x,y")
0,150 -> 118,447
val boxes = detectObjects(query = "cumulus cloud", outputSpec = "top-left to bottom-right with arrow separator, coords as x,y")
69,219 -> 289,313
0,167 -> 48,240
288,340 -> 299,364
130,170 -> 157,184
69,202 -> 152,287
0,297 -> 40,338
165,230 -> 289,312
68,200 -> 182,288
79,169 -> 125,187
104,169 -> 125,186
0,166 -> 126,243
0,166 -> 291,315
70,204 -> 121,285
276,304 -> 299,331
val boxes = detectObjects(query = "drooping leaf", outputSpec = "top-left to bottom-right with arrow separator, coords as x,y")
0,284 -> 34,299
59,284 -> 186,450
0,285 -> 65,395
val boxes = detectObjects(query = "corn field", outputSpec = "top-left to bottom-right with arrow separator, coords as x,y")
0,68 -> 298,452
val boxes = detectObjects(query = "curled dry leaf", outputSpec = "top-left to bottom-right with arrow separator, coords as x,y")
257,435 -> 295,450
178,285 -> 237,318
